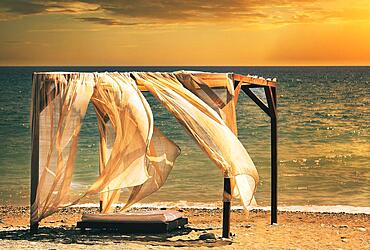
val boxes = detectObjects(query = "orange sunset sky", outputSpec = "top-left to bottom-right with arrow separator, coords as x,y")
0,0 -> 369,66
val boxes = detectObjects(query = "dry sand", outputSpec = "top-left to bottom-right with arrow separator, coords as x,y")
0,206 -> 368,249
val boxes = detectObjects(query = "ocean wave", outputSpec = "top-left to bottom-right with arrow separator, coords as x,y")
71,202 -> 370,215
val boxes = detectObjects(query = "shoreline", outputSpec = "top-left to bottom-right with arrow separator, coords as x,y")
0,205 -> 368,249
2,201 -> 369,215
68,203 -> 370,215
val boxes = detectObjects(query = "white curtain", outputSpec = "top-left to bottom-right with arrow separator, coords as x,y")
31,71 -> 258,224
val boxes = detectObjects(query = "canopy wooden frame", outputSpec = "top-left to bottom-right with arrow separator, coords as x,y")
30,72 -> 278,238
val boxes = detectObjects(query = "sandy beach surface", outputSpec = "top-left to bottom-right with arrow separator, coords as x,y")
0,206 -> 368,249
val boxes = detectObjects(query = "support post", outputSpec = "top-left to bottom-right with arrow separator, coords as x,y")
98,119 -> 108,213
222,177 -> 231,238
265,86 -> 278,224
30,74 -> 40,233
237,80 -> 278,225
271,87 -> 278,224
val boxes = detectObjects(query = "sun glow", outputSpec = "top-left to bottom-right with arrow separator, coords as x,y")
0,0 -> 369,66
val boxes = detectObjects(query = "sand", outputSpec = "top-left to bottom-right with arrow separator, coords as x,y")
0,206 -> 368,249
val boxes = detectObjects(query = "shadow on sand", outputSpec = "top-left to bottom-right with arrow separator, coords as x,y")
0,226 -> 232,247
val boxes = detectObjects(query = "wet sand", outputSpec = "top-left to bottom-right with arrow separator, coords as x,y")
0,206 -> 368,249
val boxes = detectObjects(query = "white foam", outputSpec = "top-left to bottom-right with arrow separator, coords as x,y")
71,202 -> 370,215
272,205 -> 370,215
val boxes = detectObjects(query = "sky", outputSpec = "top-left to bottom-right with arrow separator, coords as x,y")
0,0 -> 369,66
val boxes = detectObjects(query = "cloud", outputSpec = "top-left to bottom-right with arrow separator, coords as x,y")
28,27 -> 103,32
45,1 -> 100,14
0,0 -> 100,15
79,0 -> 274,22
0,0 -> 45,15
2,40 -> 24,44
0,0 -> 369,26
76,17 -> 144,26
72,0 -> 318,26
95,0 -> 248,20
1,40 -> 49,47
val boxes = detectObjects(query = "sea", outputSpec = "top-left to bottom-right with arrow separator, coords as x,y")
0,66 -> 369,212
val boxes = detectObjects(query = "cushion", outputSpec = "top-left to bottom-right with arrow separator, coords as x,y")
81,210 -> 183,223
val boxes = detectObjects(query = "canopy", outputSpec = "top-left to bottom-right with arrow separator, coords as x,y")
30,71 -> 278,236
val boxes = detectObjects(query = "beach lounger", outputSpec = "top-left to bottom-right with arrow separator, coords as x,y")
76,210 -> 188,233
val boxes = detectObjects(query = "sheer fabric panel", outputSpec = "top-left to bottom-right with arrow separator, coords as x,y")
31,71 -> 259,224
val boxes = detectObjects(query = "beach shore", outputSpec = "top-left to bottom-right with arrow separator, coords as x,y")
0,206 -> 368,249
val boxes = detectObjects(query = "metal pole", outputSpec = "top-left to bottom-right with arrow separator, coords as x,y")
222,177 -> 231,238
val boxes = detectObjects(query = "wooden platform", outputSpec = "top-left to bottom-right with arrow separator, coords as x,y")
76,210 -> 188,233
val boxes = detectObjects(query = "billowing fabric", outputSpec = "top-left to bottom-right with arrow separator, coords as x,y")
87,73 -> 154,213
174,71 -> 237,134
133,72 -> 258,207
174,71 -> 255,203
31,71 -> 258,224
32,72 -> 180,223
123,127 -> 180,210
33,73 -> 94,222
90,73 -> 180,213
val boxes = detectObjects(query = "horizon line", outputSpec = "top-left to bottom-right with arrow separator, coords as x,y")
0,65 -> 369,67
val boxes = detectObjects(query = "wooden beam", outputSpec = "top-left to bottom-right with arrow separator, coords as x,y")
233,74 -> 277,88
242,86 -> 271,117
30,73 -> 40,233
222,177 -> 231,238
33,72 -> 277,92
264,87 -> 276,117
271,87 -> 277,224
265,86 -> 278,224
220,77 -> 240,239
